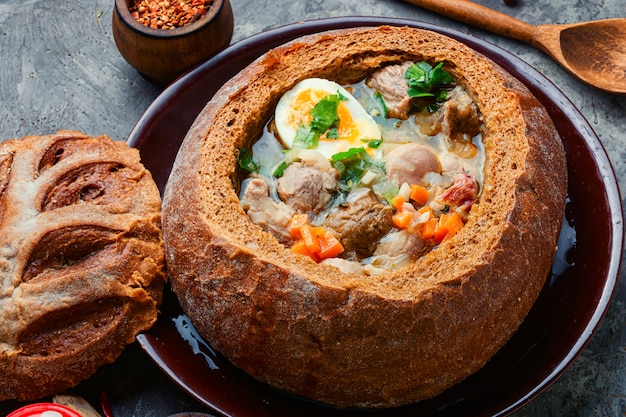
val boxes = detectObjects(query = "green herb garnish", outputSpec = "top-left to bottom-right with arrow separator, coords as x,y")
293,92 -> 347,148
331,147 -> 385,193
293,124 -> 319,148
374,91 -> 389,117
361,138 -> 382,149
405,61 -> 454,111
326,126 -> 340,139
331,147 -> 368,162
272,161 -> 287,177
310,93 -> 344,132
373,180 -> 400,206
237,148 -> 259,173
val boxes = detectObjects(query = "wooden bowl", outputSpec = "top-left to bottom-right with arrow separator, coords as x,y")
112,0 -> 234,86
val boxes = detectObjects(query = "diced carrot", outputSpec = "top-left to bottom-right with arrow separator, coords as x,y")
292,239 -> 321,262
292,239 -> 311,255
392,211 -> 413,229
289,213 -> 309,238
313,226 -> 327,237
292,226 -> 343,262
420,217 -> 438,240
391,194 -> 406,211
410,184 -> 430,206
443,211 -> 464,241
300,224 -> 320,253
318,231 -> 344,259
417,205 -> 433,218
433,213 -> 449,243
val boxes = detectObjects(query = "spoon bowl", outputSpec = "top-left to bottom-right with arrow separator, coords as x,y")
537,19 -> 626,93
403,0 -> 626,94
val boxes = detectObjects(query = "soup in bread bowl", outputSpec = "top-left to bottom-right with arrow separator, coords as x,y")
162,25 -> 567,409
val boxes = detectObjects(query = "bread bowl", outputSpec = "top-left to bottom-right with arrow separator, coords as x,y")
162,25 -> 567,408
0,130 -> 165,401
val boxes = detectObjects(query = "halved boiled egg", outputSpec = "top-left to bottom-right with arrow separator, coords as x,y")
274,78 -> 382,159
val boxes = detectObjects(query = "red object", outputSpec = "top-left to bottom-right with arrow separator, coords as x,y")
100,391 -> 114,417
7,403 -> 83,417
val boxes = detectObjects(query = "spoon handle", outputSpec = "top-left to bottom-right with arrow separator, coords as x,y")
403,0 -> 536,44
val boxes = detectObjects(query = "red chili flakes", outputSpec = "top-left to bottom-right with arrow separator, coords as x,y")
129,0 -> 214,29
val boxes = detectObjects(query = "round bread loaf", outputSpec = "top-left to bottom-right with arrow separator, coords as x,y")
0,130 -> 165,401
162,26 -> 567,408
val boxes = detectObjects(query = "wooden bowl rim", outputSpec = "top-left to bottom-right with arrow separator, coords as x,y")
114,0 -> 226,38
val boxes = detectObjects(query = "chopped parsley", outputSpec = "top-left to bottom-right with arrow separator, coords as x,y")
272,160 -> 287,177
373,91 -> 388,117
362,138 -> 382,149
293,124 -> 319,149
293,92 -> 347,148
237,148 -> 259,173
331,147 -> 385,193
405,61 -> 455,111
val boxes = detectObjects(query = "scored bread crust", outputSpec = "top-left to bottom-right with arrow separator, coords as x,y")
162,26 -> 567,408
0,130 -> 166,401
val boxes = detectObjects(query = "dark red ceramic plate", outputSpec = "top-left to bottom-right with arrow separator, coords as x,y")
128,17 -> 623,417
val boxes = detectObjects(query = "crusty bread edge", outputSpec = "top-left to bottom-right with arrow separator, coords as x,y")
0,130 -> 166,401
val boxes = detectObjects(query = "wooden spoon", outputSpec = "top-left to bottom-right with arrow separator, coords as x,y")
403,0 -> 626,94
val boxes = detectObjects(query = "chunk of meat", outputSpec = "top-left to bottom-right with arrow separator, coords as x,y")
384,143 -> 441,186
366,61 -> 414,119
241,177 -> 295,244
362,229 -> 433,275
325,191 -> 394,258
435,86 -> 482,141
440,172 -> 479,212
374,229 -> 433,260
277,162 -> 338,213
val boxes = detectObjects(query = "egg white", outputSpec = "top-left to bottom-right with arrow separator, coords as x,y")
274,78 -> 382,159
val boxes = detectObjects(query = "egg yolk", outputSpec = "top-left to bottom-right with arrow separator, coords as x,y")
334,102 -> 358,142
286,89 -> 325,128
286,88 -> 380,155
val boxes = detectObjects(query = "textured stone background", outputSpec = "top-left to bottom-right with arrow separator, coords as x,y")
0,0 -> 625,416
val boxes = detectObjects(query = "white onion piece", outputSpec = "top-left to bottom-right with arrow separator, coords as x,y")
440,152 -> 462,174
283,148 -> 332,171
321,258 -> 363,274
361,170 -> 378,185
429,199 -> 446,212
423,172 -> 442,187
440,174 -> 455,188
298,149 -> 332,170
416,211 -> 431,224
362,253 -> 412,273
346,187 -> 371,204
399,182 -> 411,201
